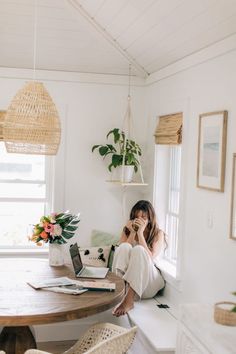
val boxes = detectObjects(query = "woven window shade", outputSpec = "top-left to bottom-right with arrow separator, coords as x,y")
154,112 -> 182,145
0,110 -> 5,141
3,81 -> 61,155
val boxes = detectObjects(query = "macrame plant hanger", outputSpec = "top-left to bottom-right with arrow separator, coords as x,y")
120,65 -> 147,222
120,64 -> 146,185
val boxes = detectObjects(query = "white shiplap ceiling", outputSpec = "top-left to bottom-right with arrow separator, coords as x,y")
0,0 -> 236,77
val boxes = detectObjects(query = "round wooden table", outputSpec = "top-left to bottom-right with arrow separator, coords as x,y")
0,258 -> 125,354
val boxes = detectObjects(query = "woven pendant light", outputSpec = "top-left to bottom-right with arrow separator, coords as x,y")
0,110 -> 5,141
3,81 -> 61,155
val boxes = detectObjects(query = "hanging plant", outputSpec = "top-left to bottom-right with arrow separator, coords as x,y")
92,128 -> 142,172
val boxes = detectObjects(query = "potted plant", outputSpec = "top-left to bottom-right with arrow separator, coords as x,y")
92,128 -> 142,182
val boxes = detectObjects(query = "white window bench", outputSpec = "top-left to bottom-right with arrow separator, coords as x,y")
127,297 -> 177,354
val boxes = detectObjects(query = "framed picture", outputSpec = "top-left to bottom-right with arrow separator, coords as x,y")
230,154 -> 236,240
197,110 -> 227,192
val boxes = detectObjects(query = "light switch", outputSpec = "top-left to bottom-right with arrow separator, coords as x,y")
207,212 -> 213,228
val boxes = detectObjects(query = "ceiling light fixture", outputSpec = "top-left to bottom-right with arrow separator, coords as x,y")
3,0 -> 61,155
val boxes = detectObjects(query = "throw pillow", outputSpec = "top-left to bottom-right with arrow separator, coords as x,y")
79,246 -> 111,268
91,229 -> 119,247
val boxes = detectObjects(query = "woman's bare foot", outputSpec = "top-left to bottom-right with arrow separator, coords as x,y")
112,286 -> 135,317
112,299 -> 134,317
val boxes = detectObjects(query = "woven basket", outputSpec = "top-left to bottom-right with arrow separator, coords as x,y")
214,302 -> 236,326
3,81 -> 61,155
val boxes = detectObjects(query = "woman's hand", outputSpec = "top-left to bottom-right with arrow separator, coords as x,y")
132,217 -> 148,235
119,219 -> 136,245
125,220 -> 135,233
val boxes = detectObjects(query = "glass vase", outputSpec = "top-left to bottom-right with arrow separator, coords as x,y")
49,243 -> 64,266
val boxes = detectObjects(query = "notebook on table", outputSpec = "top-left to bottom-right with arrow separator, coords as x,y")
69,243 -> 109,279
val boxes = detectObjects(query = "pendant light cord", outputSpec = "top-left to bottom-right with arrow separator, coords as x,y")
33,0 -> 38,80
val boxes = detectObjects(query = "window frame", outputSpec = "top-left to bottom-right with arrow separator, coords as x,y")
153,144 -> 183,282
165,145 -> 182,264
0,149 -> 54,251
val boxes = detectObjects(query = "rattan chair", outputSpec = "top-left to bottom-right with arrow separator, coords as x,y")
25,322 -> 137,354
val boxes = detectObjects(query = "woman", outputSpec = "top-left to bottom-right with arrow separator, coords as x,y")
112,200 -> 166,317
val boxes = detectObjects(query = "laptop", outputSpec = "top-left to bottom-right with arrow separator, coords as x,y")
69,243 -> 109,279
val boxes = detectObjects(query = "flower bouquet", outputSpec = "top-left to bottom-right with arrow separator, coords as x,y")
29,211 -> 80,246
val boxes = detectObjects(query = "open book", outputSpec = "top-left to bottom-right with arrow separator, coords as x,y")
27,277 -> 76,290
27,277 -> 116,293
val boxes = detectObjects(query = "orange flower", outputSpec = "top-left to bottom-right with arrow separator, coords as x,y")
40,231 -> 48,239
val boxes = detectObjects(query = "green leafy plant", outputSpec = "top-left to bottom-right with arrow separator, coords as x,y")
92,128 -> 142,172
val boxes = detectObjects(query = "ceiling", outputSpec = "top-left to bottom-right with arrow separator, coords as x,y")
0,0 -> 236,78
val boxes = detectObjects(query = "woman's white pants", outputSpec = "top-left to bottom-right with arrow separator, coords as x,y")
112,243 -> 165,298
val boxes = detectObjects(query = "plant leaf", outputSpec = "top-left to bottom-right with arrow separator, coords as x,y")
107,144 -> 116,152
108,163 -> 113,172
92,144 -> 100,152
65,225 -> 78,232
99,146 -> 109,156
112,154 -> 123,167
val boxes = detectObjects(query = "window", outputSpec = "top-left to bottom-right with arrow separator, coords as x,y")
154,144 -> 182,272
0,143 -> 53,248
165,146 -> 181,264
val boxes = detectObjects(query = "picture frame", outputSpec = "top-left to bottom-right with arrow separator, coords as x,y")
230,154 -> 236,240
197,110 -> 227,192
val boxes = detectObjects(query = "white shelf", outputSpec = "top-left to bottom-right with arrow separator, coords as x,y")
106,180 -> 148,186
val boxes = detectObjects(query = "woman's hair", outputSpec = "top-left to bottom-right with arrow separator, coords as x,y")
124,200 -> 167,251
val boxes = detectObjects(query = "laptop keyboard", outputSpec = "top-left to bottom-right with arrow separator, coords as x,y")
81,268 -> 94,277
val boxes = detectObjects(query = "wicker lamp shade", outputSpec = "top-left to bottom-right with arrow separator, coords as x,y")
3,81 -> 61,155
0,110 -> 5,141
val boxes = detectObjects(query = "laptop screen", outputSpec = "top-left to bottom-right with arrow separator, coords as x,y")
70,243 -> 83,274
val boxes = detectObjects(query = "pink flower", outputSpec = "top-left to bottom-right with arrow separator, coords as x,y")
52,224 -> 62,236
44,223 -> 54,234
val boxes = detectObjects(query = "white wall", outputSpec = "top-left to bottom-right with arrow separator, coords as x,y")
145,48 -> 236,305
0,69 -> 146,258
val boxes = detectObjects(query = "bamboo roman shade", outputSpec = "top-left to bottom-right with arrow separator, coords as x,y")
0,110 -> 5,141
154,112 -> 183,145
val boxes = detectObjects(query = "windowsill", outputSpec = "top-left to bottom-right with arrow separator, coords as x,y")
0,248 -> 48,257
157,258 -> 182,291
